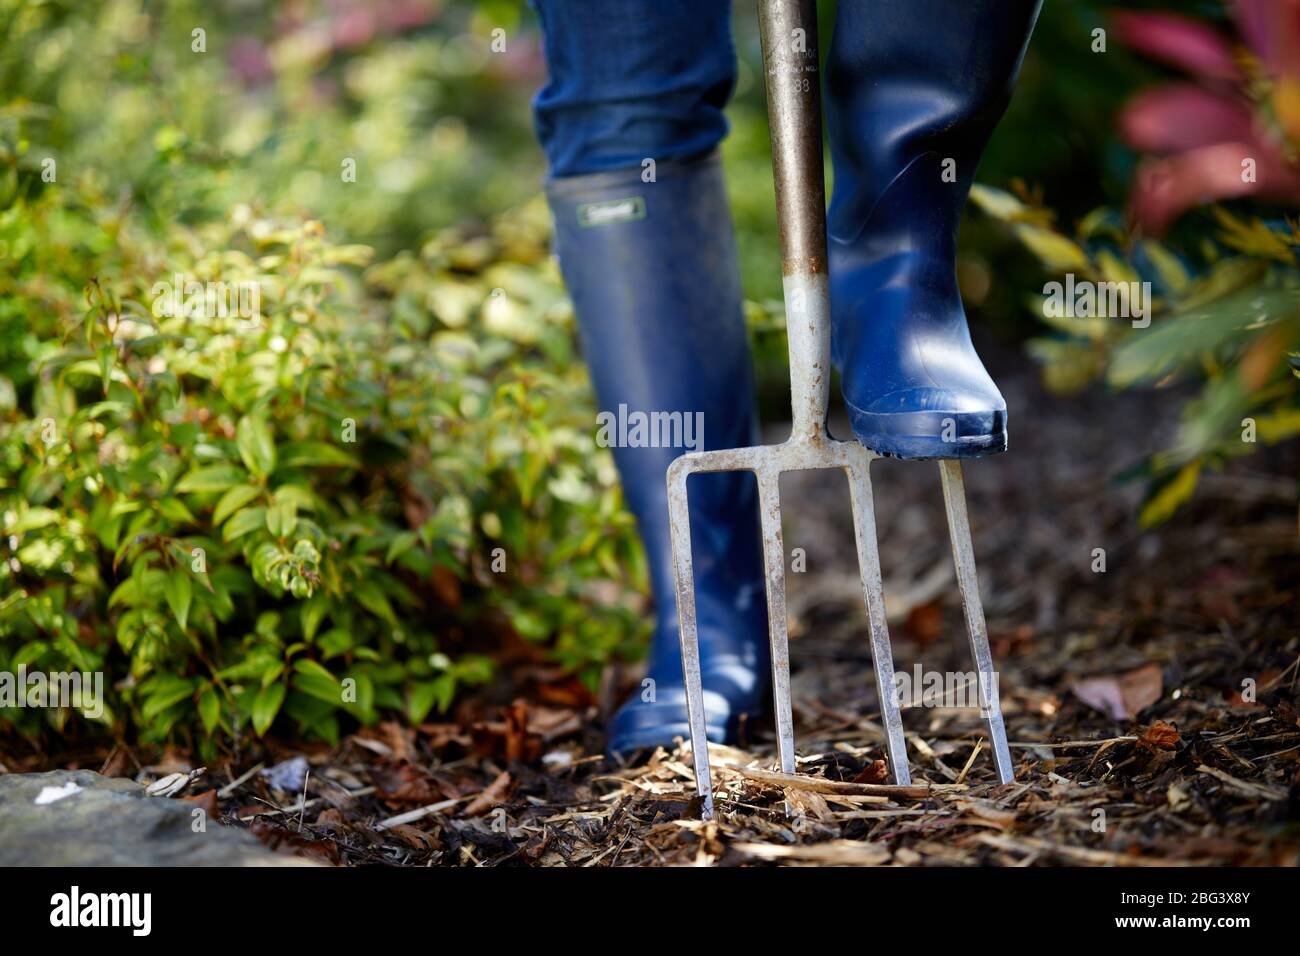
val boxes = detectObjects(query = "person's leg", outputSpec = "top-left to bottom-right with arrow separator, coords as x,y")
826,0 -> 1042,459
532,0 -> 735,178
533,0 -> 769,752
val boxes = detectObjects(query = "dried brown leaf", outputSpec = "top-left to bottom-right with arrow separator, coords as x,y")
1071,663 -> 1163,720
852,760 -> 890,785
462,770 -> 512,817
1139,720 -> 1180,751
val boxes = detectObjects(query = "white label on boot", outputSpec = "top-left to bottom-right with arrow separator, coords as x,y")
577,197 -> 646,227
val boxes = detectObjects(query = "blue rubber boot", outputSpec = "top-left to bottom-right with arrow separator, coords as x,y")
546,152 -> 770,754
826,0 -> 1042,459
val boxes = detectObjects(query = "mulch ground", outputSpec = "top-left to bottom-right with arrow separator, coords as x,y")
5,344 -> 1298,865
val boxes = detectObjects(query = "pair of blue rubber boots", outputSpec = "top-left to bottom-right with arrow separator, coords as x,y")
541,1 -> 1042,753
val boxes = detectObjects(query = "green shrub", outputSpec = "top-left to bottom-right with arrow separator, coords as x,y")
0,0 -> 543,255
0,0 -> 654,750
0,174 -> 645,752
972,186 -> 1300,526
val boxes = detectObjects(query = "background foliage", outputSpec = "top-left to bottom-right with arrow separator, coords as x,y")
1,0 -> 643,752
972,0 -> 1300,526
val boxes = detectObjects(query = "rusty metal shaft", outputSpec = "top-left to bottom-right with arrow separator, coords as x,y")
759,0 -> 830,444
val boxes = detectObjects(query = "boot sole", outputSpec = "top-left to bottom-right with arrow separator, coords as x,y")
846,403 -> 1008,460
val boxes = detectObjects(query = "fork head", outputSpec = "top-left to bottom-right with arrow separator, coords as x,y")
666,433 -> 916,820
667,439 -> 1013,820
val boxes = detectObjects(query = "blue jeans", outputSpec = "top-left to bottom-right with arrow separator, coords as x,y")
531,0 -> 737,177
531,2 -> 1038,182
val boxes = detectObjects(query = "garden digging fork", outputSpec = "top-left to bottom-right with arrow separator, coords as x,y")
667,0 -> 1015,820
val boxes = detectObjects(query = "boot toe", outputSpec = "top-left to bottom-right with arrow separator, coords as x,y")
606,649 -> 768,755
606,686 -> 736,755
845,386 -> 1007,460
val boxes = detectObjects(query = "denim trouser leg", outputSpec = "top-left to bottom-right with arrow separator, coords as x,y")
531,0 -> 736,177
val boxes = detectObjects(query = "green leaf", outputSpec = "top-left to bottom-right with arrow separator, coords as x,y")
1012,223 -> 1092,273
142,677 -> 196,719
406,679 -> 446,724
1212,207 -> 1297,264
353,580 -> 397,626
215,651 -> 279,682
1254,409 -> 1300,443
157,497 -> 197,525
223,506 -> 267,541
347,673 -> 376,716
385,530 -> 418,565
277,441 -> 358,469
213,484 -> 261,525
1109,283 -> 1294,388
291,659 -> 343,706
267,498 -> 298,538
162,569 -> 193,631
64,358 -> 129,386
293,658 -> 340,686
252,682 -> 286,736
300,597 -> 328,642
1140,240 -> 1191,294
96,344 -> 114,394
197,684 -> 220,734
318,628 -> 353,659
1140,461 -> 1202,528
236,415 -> 277,478
8,507 -> 60,534
261,661 -> 285,688
968,184 -> 1038,222
176,465 -> 247,494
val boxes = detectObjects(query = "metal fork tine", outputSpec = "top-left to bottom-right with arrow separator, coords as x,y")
846,458 -> 912,785
666,463 -> 716,818
756,470 -> 797,777
938,459 -> 1015,784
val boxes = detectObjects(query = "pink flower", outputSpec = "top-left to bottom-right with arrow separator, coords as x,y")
1112,1 -> 1300,234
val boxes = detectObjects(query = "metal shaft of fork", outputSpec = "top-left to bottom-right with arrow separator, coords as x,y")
757,0 -> 824,801
759,0 -> 830,440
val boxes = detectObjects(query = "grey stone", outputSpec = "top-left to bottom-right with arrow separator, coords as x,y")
0,769 -> 316,866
